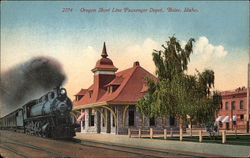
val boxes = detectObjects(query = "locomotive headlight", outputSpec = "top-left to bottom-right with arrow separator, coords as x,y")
60,89 -> 66,95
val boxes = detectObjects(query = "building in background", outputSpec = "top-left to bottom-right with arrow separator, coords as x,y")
216,87 -> 248,131
72,43 -> 178,134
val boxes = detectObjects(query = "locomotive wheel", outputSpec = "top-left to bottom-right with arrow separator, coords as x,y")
34,121 -> 41,136
31,121 -> 35,135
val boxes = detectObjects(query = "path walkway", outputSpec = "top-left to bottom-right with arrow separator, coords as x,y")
75,132 -> 250,157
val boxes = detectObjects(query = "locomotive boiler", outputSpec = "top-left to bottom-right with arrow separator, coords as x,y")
29,88 -> 72,117
0,87 -> 75,139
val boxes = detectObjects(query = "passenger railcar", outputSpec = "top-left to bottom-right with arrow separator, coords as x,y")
0,109 -> 23,131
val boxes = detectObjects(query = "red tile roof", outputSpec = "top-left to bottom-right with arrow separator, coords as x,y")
73,43 -> 157,107
74,89 -> 88,96
105,76 -> 124,86
220,87 -> 247,97
92,58 -> 118,71
88,85 -> 94,91
73,63 -> 157,106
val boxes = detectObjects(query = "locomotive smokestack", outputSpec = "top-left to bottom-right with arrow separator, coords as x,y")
0,56 -> 66,116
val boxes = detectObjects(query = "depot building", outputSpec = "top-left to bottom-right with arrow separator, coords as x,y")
72,43 -> 177,134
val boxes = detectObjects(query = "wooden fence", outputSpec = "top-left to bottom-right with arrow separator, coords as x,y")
128,128 -> 234,144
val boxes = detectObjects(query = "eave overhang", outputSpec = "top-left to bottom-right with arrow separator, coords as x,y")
73,101 -> 137,111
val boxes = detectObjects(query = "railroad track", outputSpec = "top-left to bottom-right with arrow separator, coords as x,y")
69,138 -> 205,158
0,137 -> 71,158
1,131 -> 211,157
0,143 -> 30,158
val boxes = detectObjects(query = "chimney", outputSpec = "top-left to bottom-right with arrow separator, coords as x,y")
133,61 -> 140,67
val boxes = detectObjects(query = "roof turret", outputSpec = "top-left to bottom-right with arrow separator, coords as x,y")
92,42 -> 118,73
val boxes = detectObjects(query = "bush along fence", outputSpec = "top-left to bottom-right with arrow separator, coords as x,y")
127,128 -> 239,144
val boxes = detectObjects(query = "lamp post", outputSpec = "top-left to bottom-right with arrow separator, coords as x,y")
187,115 -> 192,136
231,103 -> 233,130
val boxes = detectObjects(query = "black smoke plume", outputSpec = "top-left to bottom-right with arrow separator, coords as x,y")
0,56 -> 66,116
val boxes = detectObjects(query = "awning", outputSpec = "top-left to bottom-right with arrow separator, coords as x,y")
77,112 -> 85,122
232,115 -> 236,121
222,116 -> 229,123
216,116 -> 223,122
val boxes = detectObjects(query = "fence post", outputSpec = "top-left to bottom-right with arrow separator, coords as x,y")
164,129 -> 167,139
139,128 -> 141,138
235,126 -> 237,138
170,128 -> 173,137
128,128 -> 131,138
199,130 -> 203,142
180,128 -> 183,141
190,126 -> 193,136
150,128 -> 153,139
222,130 -> 226,143
179,119 -> 183,141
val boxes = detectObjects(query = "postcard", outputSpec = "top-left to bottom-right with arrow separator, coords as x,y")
0,1 -> 249,157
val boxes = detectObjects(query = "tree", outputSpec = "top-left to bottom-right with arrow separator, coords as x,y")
137,36 -> 221,140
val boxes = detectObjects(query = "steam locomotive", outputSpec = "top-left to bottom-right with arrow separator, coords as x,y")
0,87 -> 75,139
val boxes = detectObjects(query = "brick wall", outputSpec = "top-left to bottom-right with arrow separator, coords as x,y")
217,88 -> 247,130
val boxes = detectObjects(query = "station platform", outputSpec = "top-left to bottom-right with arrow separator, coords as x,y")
75,132 -> 250,157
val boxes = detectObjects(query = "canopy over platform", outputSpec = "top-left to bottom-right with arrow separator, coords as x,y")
222,116 -> 229,123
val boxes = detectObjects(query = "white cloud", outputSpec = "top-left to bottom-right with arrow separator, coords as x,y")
188,36 -> 229,73
187,36 -> 248,91
214,45 -> 228,57
113,38 -> 160,74
125,38 -> 159,55
180,40 -> 187,49
193,36 -> 228,61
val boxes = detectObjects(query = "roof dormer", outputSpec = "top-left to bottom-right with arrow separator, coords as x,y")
74,89 -> 87,101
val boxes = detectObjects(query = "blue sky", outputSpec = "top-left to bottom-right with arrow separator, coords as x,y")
1,1 -> 249,98
2,1 -> 249,48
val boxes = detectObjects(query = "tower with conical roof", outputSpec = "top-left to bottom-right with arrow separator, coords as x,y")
91,42 -> 118,100
92,42 -> 118,73
101,42 -> 108,58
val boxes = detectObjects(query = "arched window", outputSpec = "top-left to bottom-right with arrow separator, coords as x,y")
231,101 -> 235,110
240,100 -> 244,109
128,106 -> 135,126
169,116 -> 175,126
149,117 -> 155,126
225,102 -> 228,110
89,109 -> 95,126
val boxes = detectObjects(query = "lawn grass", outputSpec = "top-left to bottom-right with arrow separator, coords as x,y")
141,135 -> 250,146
